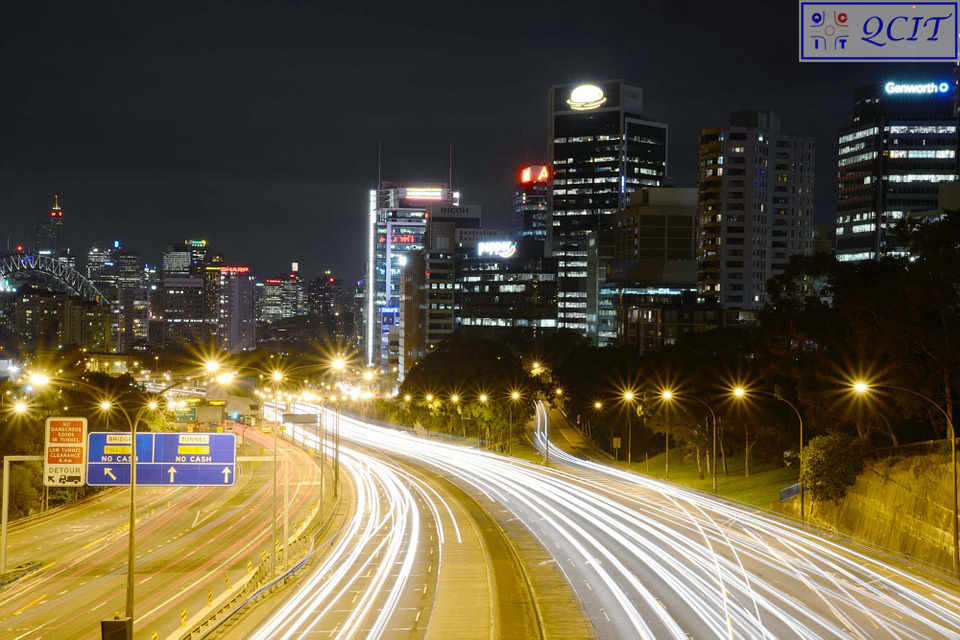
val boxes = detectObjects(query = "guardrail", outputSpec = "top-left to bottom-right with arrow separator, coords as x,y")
165,446 -> 341,639
0,560 -> 42,589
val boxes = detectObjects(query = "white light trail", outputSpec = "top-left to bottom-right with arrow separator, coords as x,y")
270,398 -> 960,640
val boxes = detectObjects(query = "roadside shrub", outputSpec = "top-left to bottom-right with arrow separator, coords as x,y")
801,433 -> 872,502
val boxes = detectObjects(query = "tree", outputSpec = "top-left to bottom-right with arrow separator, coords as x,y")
801,433 -> 872,501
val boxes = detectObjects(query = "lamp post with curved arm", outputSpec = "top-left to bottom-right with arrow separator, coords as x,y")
732,387 -> 805,522
853,381 -> 958,577
661,389 -> 718,493
28,367 -> 215,629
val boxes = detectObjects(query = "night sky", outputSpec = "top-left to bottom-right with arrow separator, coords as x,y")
1,1 -> 954,282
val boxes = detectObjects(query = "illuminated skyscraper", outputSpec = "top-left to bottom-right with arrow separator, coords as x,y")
547,80 -> 668,340
365,182 -> 460,365
835,81 -> 959,262
34,195 -> 64,258
513,165 -> 550,240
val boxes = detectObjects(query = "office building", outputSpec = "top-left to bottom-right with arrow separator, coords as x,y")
308,271 -> 343,317
836,81 -> 959,261
162,240 -> 210,277
697,110 -> 815,313
366,182 -> 469,365
260,266 -> 306,323
548,79 -> 668,339
116,250 -> 148,352
514,165 -> 550,240
34,195 -> 64,258
460,238 -> 558,338
161,275 -> 212,345
604,187 -> 712,351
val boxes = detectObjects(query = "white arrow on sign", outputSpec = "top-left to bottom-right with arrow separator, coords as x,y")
222,467 -> 231,483
104,468 -> 117,481
167,466 -> 177,483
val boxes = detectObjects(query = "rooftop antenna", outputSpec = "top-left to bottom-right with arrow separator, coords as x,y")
377,142 -> 382,192
449,143 -> 453,192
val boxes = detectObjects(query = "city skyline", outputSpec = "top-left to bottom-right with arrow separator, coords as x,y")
3,2 -> 956,280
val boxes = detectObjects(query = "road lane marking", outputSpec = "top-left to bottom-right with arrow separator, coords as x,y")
12,594 -> 47,616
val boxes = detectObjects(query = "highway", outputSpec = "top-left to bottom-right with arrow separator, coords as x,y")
245,403 -> 553,639
282,398 -> 960,640
0,427 -> 322,640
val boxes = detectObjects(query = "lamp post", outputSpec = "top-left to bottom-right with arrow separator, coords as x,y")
509,391 -> 521,456
546,388 -> 562,466
732,387 -> 805,521
853,381 -> 958,576
622,390 -> 636,467
28,368 -> 206,631
662,389 -> 718,493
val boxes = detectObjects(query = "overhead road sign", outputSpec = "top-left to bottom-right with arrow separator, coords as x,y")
282,414 -> 318,424
87,432 -> 236,486
44,417 -> 87,487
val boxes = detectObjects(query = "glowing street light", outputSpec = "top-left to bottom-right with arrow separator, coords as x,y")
29,372 -> 50,388
661,388 -> 718,493
100,400 -> 112,411
13,402 -> 27,414
404,394 -> 412,403
450,394 -> 459,404
363,370 -> 374,381
425,394 -> 434,403
216,372 -> 235,385
849,379 -> 958,575
479,394 -> 488,403
621,390 -> 638,466
147,401 -> 158,411
332,357 -> 346,371
204,360 -> 220,373
731,385 -> 805,520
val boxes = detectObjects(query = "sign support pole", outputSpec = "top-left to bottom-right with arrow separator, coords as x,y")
1,455 -> 43,574
283,459 -> 289,571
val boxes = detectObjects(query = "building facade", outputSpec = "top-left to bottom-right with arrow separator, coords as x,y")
366,183 -> 466,365
697,110 -> 815,313
460,238 -> 558,338
547,80 -> 668,339
835,81 -> 959,261
513,165 -> 550,240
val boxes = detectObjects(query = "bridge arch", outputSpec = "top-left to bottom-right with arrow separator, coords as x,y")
0,253 -> 108,304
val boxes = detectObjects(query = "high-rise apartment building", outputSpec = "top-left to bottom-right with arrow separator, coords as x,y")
216,266 -> 256,352
835,81 -> 959,261
513,165 -> 550,240
697,110 -> 815,313
548,80 -> 668,340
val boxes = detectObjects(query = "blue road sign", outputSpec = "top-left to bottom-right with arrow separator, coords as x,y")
87,432 -> 236,487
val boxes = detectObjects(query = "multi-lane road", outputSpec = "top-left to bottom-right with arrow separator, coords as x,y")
4,396 -> 959,639
0,430 -> 322,640
275,397 -> 960,640
247,404 -> 565,639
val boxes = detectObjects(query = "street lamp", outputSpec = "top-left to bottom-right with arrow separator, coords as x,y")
661,388 -> 718,493
852,380 -> 958,576
12,402 -> 27,414
732,386 -> 805,521
508,391 -> 521,456
622,390 -> 637,467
